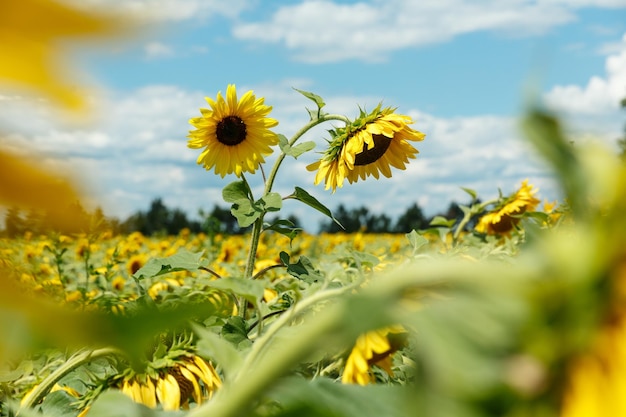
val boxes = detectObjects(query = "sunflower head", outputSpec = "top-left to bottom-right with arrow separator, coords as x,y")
341,325 -> 407,385
307,105 -> 425,192
119,354 -> 221,410
188,84 -> 279,178
476,180 -> 541,236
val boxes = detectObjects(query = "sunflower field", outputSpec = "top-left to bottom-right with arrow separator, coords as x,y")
3,1 -> 626,417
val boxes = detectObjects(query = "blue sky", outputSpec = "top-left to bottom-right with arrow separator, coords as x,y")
2,0 -> 626,231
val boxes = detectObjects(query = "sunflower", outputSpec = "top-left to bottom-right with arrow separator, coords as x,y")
342,325 -> 407,385
476,180 -> 540,236
307,105 -> 425,192
188,84 -> 279,177
120,355 -> 221,410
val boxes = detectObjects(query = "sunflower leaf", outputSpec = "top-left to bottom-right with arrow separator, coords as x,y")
231,200 -> 261,227
223,181 -> 251,203
194,324 -> 244,379
208,277 -> 265,306
133,249 -> 205,279
460,187 -> 478,200
264,219 -> 302,242
287,187 -> 344,230
288,141 -> 316,159
259,192 -> 283,212
293,88 -> 326,110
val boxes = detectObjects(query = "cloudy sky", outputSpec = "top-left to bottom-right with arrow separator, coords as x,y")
2,0 -> 626,231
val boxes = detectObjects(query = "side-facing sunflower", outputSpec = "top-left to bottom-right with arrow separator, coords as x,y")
188,84 -> 279,177
476,180 -> 540,236
119,354 -> 221,411
342,325 -> 407,385
307,105 -> 425,191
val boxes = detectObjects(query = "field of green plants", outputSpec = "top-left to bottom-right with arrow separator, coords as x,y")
3,1 -> 626,417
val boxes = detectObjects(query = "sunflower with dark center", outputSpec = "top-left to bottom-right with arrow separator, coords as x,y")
307,105 -> 425,191
475,180 -> 540,236
188,84 -> 279,177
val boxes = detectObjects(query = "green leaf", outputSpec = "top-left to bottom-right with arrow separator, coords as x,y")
287,141 -> 316,159
221,316 -> 250,347
287,187 -> 344,230
207,277 -> 265,306
429,216 -> 456,228
222,180 -> 250,203
405,230 -> 428,252
460,187 -> 478,200
133,249 -> 205,279
40,391 -> 78,417
231,199 -> 260,228
293,88 -> 326,111
284,255 -> 322,284
266,377 -> 410,417
87,391 -> 173,417
194,324 -> 244,379
259,192 -> 283,212
521,109 -> 586,215
264,220 -> 302,242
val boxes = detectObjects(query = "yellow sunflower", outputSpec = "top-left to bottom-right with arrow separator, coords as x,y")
307,105 -> 425,192
188,84 -> 279,177
342,325 -> 407,385
120,355 -> 221,410
476,180 -> 540,236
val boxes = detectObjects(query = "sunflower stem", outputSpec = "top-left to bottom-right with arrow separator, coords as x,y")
240,114 -> 351,320
18,347 -> 123,411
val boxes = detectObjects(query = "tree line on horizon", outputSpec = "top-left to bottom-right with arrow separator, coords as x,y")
1,197 -> 478,238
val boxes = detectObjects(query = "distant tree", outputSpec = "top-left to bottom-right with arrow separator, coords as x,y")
393,203 -> 427,233
366,213 -> 392,233
319,205 -> 394,233
200,204 -> 250,235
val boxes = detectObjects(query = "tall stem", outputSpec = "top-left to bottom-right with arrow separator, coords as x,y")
239,114 -> 351,319
18,347 -> 123,411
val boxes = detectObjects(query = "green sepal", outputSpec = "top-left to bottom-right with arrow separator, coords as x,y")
286,187 -> 344,230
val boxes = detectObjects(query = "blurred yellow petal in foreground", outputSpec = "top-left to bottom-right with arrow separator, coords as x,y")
0,148 -> 88,232
0,0 -> 127,111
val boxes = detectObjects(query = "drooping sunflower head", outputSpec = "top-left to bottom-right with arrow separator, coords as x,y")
307,105 -> 425,192
476,180 -> 541,236
188,84 -> 279,178
341,325 -> 407,385
119,354 -> 221,411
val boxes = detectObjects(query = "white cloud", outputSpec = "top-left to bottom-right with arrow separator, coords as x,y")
232,0 -> 624,63
543,32 -> 626,141
144,42 -> 175,59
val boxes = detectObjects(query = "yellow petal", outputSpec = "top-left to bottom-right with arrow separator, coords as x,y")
0,149 -> 89,233
0,0 -> 128,111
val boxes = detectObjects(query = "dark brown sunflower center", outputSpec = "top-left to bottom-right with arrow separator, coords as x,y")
216,115 -> 247,146
354,134 -> 392,166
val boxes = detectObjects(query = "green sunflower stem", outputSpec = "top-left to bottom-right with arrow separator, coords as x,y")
239,114 -> 351,319
264,114 -> 351,195
453,198 -> 499,242
18,347 -> 123,412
